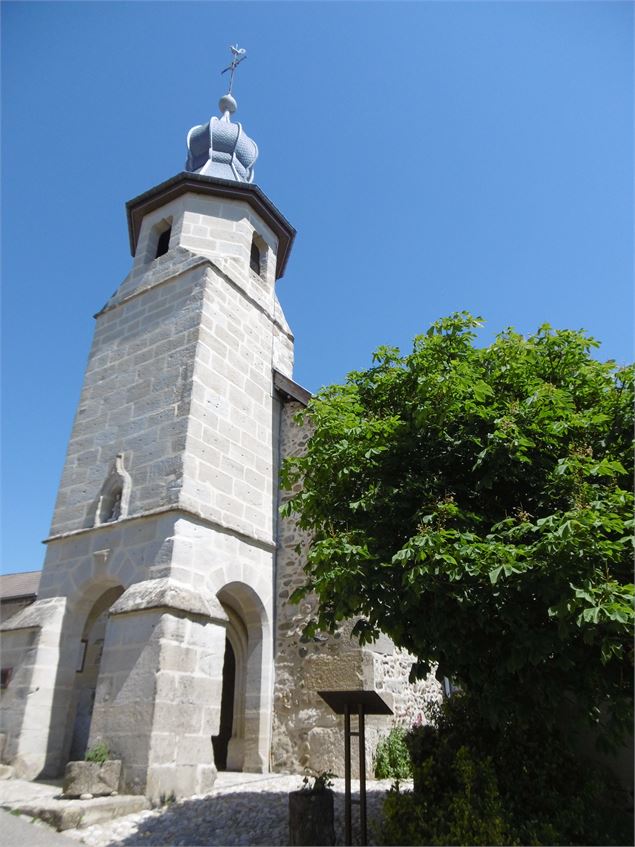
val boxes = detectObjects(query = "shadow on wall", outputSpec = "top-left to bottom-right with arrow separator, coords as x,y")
67,585 -> 125,762
42,581 -> 125,778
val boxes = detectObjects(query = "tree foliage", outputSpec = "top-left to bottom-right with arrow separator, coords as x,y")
281,313 -> 634,740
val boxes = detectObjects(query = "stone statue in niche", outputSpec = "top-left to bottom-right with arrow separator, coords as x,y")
94,453 -> 131,527
105,489 -> 122,523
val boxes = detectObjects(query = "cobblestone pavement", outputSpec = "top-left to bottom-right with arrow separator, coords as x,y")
63,773 -> 402,846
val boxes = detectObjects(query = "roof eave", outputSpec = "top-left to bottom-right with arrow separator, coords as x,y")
126,172 -> 296,280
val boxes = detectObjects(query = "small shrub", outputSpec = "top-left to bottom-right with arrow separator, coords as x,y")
377,744 -> 510,846
85,741 -> 110,764
375,784 -> 426,846
301,770 -> 336,792
377,695 -> 633,846
374,726 -> 412,780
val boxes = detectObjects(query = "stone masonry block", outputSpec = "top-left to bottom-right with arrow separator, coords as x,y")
176,734 -> 214,766
148,733 -> 177,765
158,644 -> 198,673
198,464 -> 234,494
152,702 -> 202,735
63,760 -> 122,798
214,493 -> 245,518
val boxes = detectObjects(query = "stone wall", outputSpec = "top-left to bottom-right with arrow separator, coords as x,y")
0,598 -> 68,779
271,401 -> 443,778
0,627 -> 41,764
369,644 -> 442,729
178,261 -> 289,544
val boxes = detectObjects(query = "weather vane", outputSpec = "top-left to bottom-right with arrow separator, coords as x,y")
221,44 -> 247,95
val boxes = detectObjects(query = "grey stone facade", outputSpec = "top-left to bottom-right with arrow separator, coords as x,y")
0,166 -> 440,797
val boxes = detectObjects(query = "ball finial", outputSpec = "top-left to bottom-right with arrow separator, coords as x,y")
219,93 -> 237,116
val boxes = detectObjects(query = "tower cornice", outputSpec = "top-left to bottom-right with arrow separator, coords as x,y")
126,172 -> 296,279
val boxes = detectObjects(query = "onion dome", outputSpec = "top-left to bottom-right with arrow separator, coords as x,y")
185,93 -> 258,183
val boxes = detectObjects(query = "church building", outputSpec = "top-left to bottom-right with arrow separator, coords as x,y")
0,62 -> 439,800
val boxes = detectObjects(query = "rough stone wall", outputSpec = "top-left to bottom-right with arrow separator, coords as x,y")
272,402 -> 443,777
67,586 -> 123,762
367,643 -> 443,729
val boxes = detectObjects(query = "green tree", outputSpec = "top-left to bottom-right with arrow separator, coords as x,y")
281,313 -> 634,741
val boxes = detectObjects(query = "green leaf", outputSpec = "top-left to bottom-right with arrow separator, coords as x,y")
489,566 -> 503,585
472,380 -> 494,402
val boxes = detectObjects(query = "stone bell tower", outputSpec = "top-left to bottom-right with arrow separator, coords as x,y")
0,55 -> 296,799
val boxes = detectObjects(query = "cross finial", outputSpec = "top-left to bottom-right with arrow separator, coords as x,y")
221,44 -> 247,95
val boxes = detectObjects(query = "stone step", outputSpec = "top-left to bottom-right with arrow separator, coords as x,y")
0,765 -> 14,780
4,794 -> 150,831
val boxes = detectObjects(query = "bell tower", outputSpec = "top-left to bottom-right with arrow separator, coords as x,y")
0,50 -> 296,799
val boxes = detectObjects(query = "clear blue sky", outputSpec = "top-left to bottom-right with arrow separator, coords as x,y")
2,1 -> 633,575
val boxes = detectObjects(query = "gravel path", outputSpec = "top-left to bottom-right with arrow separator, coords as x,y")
63,774 -> 401,846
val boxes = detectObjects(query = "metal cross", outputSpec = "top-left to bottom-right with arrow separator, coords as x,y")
221,44 -> 247,95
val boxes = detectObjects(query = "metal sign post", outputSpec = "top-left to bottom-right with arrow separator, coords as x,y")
318,690 -> 393,846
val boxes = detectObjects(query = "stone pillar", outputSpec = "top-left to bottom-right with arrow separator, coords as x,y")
88,578 -> 228,801
0,598 -> 70,779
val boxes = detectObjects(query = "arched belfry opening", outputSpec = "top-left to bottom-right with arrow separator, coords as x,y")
249,232 -> 268,279
146,217 -> 172,262
67,584 -> 124,762
250,239 -> 261,275
155,225 -> 171,258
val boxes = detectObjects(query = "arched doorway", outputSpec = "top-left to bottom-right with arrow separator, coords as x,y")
68,585 -> 123,762
212,603 -> 248,771
212,638 -> 236,770
214,582 -> 271,773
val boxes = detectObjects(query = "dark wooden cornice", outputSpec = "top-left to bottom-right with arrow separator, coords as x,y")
273,370 -> 312,406
126,172 -> 296,279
